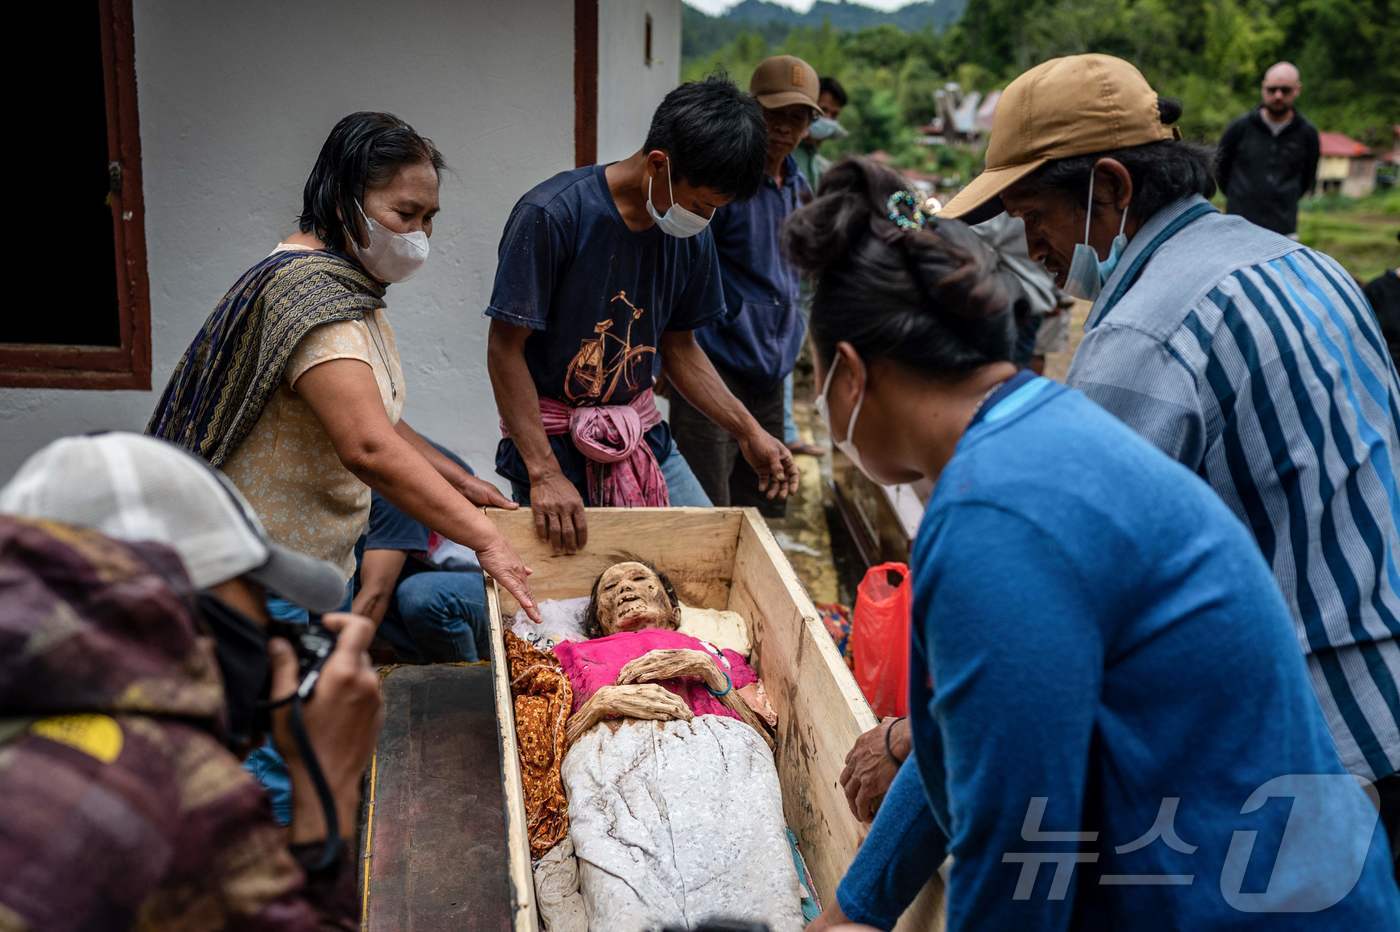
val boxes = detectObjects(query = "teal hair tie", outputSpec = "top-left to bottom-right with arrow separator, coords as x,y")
706,671 -> 733,698
886,190 -> 927,231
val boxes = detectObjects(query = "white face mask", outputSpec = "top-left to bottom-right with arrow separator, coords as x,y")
350,201 -> 429,283
816,354 -> 888,486
1063,170 -> 1128,302
646,158 -> 712,239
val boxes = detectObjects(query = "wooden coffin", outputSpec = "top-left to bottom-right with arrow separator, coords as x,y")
485,507 -> 944,930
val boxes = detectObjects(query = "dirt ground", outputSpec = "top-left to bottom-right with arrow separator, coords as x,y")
766,365 -> 842,606
1043,299 -> 1090,382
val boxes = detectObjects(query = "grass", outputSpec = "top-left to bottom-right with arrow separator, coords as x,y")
1297,188 -> 1399,283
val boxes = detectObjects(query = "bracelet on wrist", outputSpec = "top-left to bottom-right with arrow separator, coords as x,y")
706,671 -> 733,698
884,716 -> 907,764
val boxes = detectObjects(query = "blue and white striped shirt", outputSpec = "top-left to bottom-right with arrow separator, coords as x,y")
1068,195 -> 1400,781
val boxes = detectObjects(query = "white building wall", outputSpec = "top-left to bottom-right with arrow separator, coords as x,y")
0,0 -> 576,483
596,0 -> 682,163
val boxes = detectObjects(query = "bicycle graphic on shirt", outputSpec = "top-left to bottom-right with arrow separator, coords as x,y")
564,290 -> 657,405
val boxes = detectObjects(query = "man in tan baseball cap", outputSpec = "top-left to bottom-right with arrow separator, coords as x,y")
750,54 -> 823,117
749,54 -> 824,181
936,57 -> 1400,840
938,53 -> 1194,297
670,53 -> 821,515
940,53 -> 1178,226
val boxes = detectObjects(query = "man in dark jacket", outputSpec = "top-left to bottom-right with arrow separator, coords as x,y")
1215,61 -> 1320,236
0,433 -> 381,930
671,55 -> 821,515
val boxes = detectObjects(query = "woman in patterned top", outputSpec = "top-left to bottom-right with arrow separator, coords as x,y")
151,112 -> 539,625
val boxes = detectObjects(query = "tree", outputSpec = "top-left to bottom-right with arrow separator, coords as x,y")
682,0 -> 1398,162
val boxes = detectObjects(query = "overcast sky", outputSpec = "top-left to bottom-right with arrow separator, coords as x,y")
684,0 -> 919,15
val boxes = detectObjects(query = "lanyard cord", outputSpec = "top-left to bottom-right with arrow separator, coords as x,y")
263,692 -> 344,874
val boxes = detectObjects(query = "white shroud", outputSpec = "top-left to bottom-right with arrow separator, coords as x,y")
562,715 -> 805,931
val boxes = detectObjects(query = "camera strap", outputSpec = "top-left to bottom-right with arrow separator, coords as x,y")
263,690 -> 344,874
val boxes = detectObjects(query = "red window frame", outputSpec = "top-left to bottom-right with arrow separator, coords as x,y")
575,0 -> 598,168
0,0 -> 151,390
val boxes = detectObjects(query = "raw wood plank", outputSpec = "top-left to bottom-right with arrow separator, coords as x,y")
486,507 -> 742,614
728,511 -> 943,932
487,584 -> 540,932
363,664 -> 513,931
727,511 -> 877,907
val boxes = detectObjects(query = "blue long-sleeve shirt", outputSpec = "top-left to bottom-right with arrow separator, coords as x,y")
837,375 -> 1399,930
695,155 -> 810,388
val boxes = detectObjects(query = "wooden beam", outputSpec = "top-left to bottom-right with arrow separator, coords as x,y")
573,0 -> 598,167
362,664 -> 514,929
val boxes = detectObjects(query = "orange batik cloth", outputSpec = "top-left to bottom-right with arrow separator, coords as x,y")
504,631 -> 574,858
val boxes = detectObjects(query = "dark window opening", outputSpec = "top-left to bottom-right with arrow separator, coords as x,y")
1,0 -> 151,388
645,13 -> 653,68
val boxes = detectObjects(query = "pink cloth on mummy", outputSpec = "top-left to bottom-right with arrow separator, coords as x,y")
554,628 -> 757,720
507,390 -> 669,507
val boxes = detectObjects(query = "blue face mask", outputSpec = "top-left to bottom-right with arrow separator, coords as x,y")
807,116 -> 847,141
1063,170 -> 1129,302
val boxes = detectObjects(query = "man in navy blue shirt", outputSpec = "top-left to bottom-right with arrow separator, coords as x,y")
670,56 -> 819,517
352,439 -> 490,663
487,77 -> 799,555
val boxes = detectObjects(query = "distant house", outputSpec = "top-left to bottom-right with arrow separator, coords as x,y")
1318,132 -> 1377,198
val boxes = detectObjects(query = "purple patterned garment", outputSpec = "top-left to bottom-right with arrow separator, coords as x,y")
0,516 -> 357,931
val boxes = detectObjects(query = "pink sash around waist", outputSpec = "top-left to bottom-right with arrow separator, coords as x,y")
503,389 -> 669,508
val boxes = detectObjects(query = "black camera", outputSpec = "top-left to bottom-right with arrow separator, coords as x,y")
266,616 -> 336,702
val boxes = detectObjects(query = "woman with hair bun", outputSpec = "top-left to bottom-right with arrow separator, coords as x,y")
800,158 -> 1398,930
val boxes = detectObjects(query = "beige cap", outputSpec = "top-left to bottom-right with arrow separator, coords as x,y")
750,55 -> 822,116
0,432 -> 349,611
939,54 -> 1178,224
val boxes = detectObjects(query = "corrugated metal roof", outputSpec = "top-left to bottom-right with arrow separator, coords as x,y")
1319,131 -> 1371,158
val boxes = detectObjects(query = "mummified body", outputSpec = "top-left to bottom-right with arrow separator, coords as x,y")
554,561 -> 804,931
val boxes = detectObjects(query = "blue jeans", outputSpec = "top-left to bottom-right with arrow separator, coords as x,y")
375,569 -> 489,663
783,371 -> 799,444
510,438 -> 712,507
245,582 -> 353,825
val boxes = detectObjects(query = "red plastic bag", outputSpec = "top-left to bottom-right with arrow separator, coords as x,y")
851,562 -> 912,718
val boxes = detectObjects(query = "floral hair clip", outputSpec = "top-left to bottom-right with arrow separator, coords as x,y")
886,190 -> 927,231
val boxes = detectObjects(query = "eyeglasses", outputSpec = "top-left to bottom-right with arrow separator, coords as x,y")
1264,85 -> 1297,95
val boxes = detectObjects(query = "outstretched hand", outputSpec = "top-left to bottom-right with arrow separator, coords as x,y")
475,532 -> 540,623
738,427 -> 800,500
